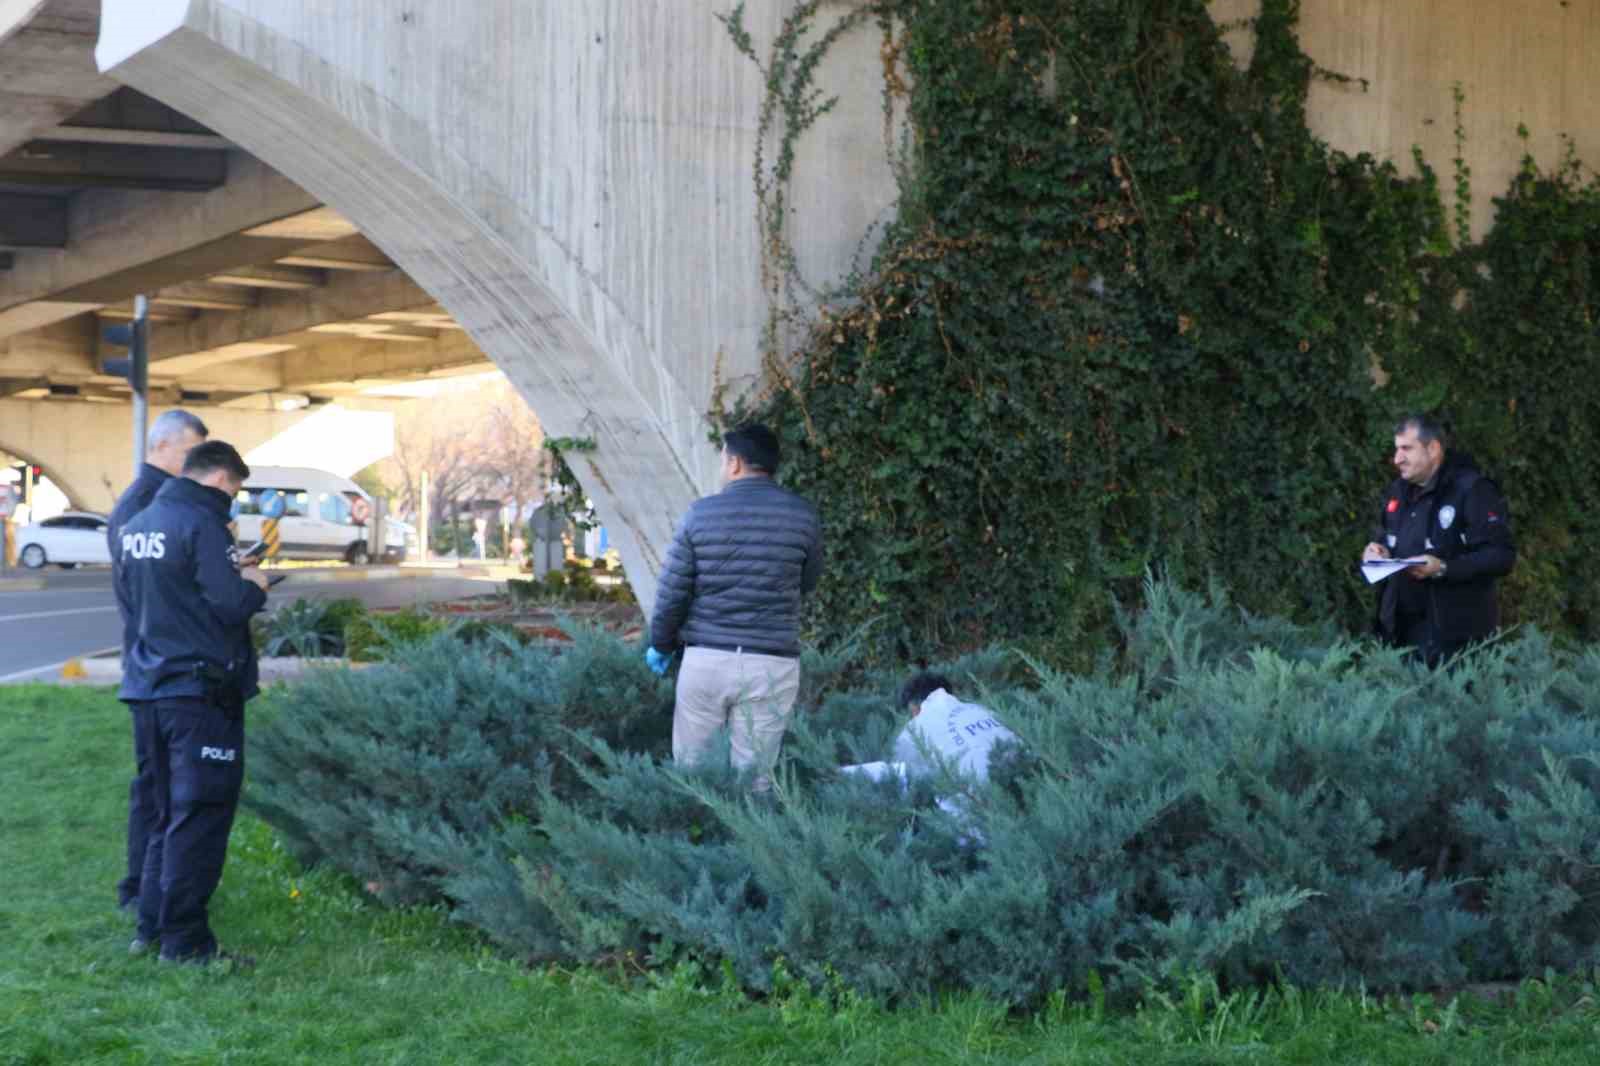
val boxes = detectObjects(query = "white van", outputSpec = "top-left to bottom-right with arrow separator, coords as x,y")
232,466 -> 405,565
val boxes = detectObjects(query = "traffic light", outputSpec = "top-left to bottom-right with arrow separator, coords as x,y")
101,316 -> 149,387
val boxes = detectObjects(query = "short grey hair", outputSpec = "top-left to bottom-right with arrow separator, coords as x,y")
148,409 -> 209,450
1394,413 -> 1447,448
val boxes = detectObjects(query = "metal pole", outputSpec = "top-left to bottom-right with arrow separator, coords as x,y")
370,495 -> 388,563
131,294 -> 149,478
419,470 -> 430,562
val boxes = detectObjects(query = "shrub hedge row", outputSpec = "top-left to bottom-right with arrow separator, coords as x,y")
248,580 -> 1600,1005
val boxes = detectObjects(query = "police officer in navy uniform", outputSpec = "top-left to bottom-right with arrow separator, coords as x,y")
107,410 -> 209,916
1361,414 -> 1516,665
117,440 -> 269,963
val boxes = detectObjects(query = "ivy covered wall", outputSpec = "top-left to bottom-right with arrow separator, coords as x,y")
729,0 -> 1600,662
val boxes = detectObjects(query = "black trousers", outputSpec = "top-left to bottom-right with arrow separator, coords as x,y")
135,697 -> 245,959
1394,612 -> 1468,668
118,701 -> 157,908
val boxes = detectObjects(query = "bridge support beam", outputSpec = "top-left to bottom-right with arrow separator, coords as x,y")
0,397 -> 389,513
95,0 -> 899,611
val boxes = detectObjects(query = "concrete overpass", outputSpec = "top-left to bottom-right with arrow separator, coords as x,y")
0,400 -> 386,512
5,0 -> 1599,606
0,1 -> 497,510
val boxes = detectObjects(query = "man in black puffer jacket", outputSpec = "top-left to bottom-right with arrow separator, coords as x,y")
648,423 -> 823,790
1361,413 -> 1516,665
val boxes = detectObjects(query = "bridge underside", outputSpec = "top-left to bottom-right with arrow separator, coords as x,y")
68,0 -> 901,611
0,2 -> 502,512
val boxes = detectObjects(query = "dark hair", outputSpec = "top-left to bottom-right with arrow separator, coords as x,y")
722,423 -> 780,474
1394,413 -> 1448,448
182,440 -> 251,482
899,671 -> 955,709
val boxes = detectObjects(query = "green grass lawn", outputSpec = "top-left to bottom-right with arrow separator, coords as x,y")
5,684 -> 1600,1065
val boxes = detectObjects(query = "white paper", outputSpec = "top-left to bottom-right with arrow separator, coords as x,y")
1361,557 -> 1430,584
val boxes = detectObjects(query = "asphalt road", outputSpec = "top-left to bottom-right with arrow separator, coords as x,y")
0,567 -> 504,682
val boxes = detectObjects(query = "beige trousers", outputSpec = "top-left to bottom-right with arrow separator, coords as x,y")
672,646 -> 802,791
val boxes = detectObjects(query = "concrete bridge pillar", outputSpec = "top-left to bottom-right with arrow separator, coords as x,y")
95,1 -> 899,611
0,400 -> 379,513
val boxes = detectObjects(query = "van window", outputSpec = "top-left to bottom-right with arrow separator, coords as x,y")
318,492 -> 352,524
236,488 -> 309,517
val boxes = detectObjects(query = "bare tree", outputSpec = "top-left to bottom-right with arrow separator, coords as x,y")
383,376 -> 544,536
480,383 -> 546,524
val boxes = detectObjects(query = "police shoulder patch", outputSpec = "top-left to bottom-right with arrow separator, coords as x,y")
1438,504 -> 1456,530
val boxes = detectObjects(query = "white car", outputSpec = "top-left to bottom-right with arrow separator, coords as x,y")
16,511 -> 112,569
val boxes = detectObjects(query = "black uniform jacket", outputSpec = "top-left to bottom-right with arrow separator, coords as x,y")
116,477 -> 266,704
1371,452 -> 1516,650
108,462 -> 173,659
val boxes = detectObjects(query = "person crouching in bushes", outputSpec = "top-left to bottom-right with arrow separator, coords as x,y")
892,672 -> 1020,784
842,673 -> 1022,838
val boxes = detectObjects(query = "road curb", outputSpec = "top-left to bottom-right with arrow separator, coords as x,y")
262,565 -> 508,586
0,654 -> 374,687
0,645 -> 121,685
0,566 -> 510,592
265,566 -> 404,586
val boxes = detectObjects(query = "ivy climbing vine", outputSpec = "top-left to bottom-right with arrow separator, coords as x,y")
543,436 -> 600,531
726,0 -> 1600,663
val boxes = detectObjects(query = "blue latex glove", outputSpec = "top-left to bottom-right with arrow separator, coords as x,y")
645,647 -> 671,676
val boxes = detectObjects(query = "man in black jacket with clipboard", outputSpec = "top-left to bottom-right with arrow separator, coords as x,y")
1360,414 -> 1517,665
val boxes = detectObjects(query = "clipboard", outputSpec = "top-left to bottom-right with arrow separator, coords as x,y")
1360,557 -> 1429,584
